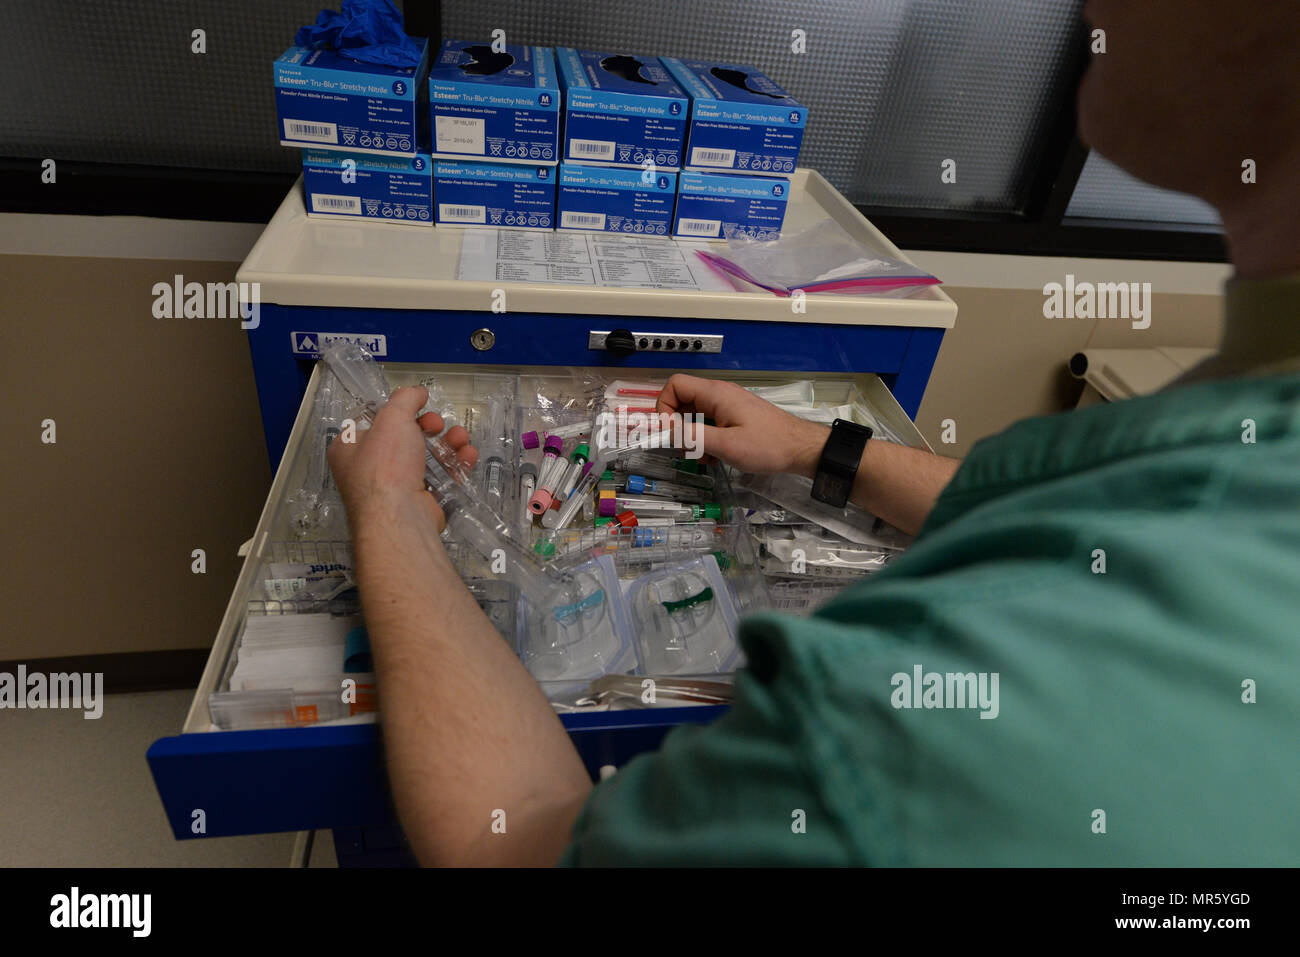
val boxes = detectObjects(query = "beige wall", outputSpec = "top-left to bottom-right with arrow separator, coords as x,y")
0,255 -> 271,659
915,287 -> 1225,456
0,217 -> 1228,659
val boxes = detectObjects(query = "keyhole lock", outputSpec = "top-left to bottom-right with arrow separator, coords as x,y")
471,328 -> 496,351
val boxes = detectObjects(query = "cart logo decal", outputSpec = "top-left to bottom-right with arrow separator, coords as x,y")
291,332 -> 388,356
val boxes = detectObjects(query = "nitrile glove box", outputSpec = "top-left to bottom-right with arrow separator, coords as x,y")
556,163 -> 677,235
274,41 -> 429,156
433,160 -> 556,229
428,41 -> 560,164
554,48 -> 688,170
660,58 -> 806,175
671,171 -> 789,240
302,150 -> 432,225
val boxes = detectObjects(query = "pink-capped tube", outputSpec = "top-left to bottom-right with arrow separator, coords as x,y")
528,435 -> 566,515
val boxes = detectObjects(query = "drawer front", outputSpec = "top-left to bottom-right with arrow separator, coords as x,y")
148,707 -> 724,839
150,344 -> 935,841
249,303 -> 939,465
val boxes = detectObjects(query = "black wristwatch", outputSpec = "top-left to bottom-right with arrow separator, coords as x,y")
811,419 -> 872,507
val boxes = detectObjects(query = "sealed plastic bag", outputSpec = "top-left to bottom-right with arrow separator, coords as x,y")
695,218 -> 940,297
294,0 -> 423,68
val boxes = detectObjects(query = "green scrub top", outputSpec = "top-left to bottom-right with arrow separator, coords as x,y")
561,280 -> 1300,866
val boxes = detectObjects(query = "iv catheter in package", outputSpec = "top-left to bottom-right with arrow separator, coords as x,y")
627,554 -> 741,675
515,554 -> 636,683
318,342 -> 575,610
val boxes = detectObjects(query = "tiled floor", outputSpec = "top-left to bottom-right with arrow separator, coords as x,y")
0,689 -> 337,867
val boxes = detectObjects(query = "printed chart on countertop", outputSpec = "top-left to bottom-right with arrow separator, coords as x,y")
456,229 -> 734,290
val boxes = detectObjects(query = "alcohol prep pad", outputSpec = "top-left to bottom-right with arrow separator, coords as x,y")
556,163 -> 677,235
433,160 -> 555,228
672,171 -> 789,240
274,41 -> 429,155
428,41 -> 560,164
554,48 -> 688,170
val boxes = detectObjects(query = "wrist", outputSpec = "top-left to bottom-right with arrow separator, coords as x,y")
790,421 -> 832,480
350,486 -> 445,541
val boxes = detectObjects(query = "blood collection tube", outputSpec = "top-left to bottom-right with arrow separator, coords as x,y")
528,435 -> 566,515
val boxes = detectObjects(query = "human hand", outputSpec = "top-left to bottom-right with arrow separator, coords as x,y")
655,374 -> 829,478
327,386 -> 479,533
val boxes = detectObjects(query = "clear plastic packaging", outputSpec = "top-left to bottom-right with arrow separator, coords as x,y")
515,554 -> 636,682
626,554 -> 741,675
477,392 -> 510,511
734,471 -> 913,550
319,342 -> 577,611
598,495 -> 722,523
757,525 -> 897,579
286,368 -> 348,537
696,218 -> 941,298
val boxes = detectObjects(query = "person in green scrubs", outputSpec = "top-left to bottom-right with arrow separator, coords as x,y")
327,0 -> 1300,865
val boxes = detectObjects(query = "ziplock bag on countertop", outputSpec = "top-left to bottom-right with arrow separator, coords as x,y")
695,217 -> 941,297
295,0 -> 423,68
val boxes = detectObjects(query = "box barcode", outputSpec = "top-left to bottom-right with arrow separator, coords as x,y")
676,218 -> 721,237
771,598 -> 813,610
561,211 -> 607,229
690,147 -> 736,167
570,139 -> 615,160
285,119 -> 338,144
439,204 -> 486,224
310,194 -> 360,214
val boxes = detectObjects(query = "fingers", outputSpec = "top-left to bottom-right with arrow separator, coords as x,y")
672,417 -> 732,464
657,373 -> 716,416
413,417 -> 480,470
416,410 -> 445,436
383,386 -> 429,419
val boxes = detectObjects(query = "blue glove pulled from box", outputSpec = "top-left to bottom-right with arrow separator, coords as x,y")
295,0 -> 422,68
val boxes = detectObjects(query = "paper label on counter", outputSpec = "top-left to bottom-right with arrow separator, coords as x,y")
457,229 -> 730,290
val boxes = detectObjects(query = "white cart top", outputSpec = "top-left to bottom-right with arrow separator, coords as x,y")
237,168 -> 956,329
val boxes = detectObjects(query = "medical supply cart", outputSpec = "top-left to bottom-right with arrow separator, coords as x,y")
147,168 -> 956,863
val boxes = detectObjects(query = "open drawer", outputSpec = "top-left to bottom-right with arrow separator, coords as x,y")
147,360 -> 929,841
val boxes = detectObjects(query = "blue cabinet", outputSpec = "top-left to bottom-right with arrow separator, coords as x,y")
148,170 -> 955,846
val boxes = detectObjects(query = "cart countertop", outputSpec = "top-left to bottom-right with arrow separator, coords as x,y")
237,167 -> 956,329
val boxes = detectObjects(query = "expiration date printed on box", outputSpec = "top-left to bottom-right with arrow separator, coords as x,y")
436,115 -> 486,154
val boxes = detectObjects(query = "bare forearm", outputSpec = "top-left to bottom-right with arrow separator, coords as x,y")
793,427 -> 960,536
350,492 -> 592,866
